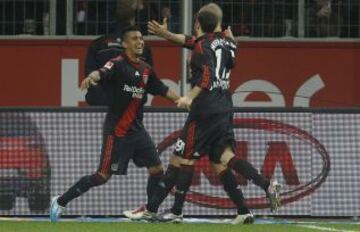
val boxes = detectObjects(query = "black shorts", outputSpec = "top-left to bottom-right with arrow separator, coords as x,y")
173,112 -> 236,164
97,114 -> 161,175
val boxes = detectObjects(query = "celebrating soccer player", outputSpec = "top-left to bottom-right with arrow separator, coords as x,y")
49,26 -> 179,222
125,4 -> 281,224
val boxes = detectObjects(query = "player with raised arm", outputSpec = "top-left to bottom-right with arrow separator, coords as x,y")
125,4 -> 281,224
49,26 -> 179,222
85,0 -> 154,106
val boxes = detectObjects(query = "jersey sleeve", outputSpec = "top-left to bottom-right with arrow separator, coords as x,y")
98,58 -> 121,80
85,85 -> 109,106
191,45 -> 215,90
147,70 -> 169,96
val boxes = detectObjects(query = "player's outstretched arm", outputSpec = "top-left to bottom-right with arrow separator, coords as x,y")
176,86 -> 202,111
165,89 -> 180,103
146,70 -> 181,104
80,71 -> 100,90
147,18 -> 186,46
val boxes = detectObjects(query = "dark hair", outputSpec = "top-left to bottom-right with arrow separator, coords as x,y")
120,25 -> 141,41
197,10 -> 218,33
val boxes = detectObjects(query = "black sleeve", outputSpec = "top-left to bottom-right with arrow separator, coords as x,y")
182,35 -> 196,50
99,59 -> 120,81
147,70 -> 169,96
85,42 -> 99,76
85,85 -> 109,106
86,58 -> 117,106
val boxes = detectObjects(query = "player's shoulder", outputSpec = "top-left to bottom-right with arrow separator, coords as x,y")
210,32 -> 237,50
109,54 -> 125,64
101,54 -> 124,71
219,32 -> 237,48
194,36 -> 212,54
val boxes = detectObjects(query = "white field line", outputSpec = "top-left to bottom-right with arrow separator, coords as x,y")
297,224 -> 360,232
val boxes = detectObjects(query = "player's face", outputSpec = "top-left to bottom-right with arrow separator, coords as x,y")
123,31 -> 144,56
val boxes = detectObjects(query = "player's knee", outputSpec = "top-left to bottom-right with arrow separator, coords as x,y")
95,172 -> 111,183
180,158 -> 195,166
148,164 -> 164,176
211,163 -> 227,176
169,154 -> 182,167
220,146 -> 235,166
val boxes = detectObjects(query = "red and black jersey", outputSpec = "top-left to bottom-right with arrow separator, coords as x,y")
184,32 -> 237,115
85,23 -> 153,106
98,53 -> 168,137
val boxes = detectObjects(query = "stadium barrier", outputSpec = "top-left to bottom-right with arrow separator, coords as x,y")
0,107 -> 359,217
1,40 -> 360,107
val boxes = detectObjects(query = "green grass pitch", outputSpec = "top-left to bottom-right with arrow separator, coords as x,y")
1,221 -> 360,232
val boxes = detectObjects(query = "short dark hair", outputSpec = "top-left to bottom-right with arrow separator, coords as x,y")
120,25 -> 142,41
197,10 -> 218,33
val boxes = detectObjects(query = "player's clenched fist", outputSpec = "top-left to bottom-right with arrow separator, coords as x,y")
176,96 -> 192,111
80,71 -> 101,90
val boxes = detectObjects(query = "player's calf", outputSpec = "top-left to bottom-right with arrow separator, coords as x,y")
124,164 -> 180,220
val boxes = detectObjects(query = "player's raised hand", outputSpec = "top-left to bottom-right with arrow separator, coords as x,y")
147,18 -> 168,37
224,26 -> 235,41
80,71 -> 100,90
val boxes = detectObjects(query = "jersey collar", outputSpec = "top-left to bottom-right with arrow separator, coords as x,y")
123,52 -> 142,69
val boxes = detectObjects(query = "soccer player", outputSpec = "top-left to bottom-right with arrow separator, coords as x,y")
85,0 -> 153,105
126,4 -> 280,224
49,26 -> 179,222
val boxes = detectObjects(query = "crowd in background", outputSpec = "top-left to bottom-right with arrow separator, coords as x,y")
0,0 -> 359,38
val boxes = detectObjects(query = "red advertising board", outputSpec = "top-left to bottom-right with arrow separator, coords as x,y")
0,39 -> 359,107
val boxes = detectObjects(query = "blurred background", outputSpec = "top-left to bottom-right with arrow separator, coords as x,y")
1,0 -> 359,107
0,0 -> 358,38
0,0 -> 360,220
